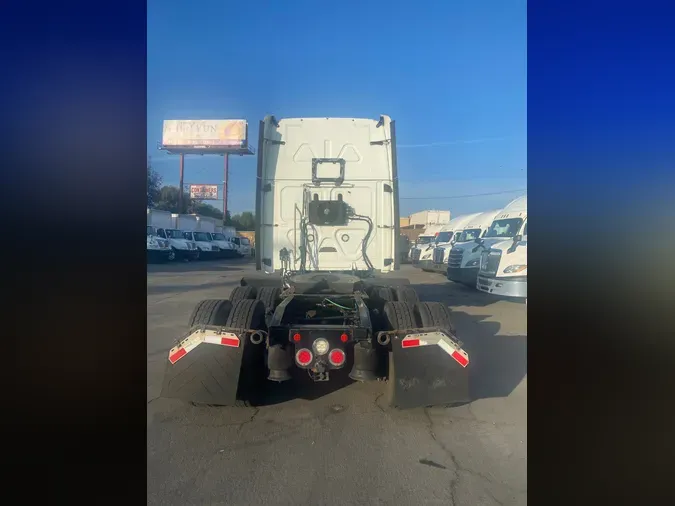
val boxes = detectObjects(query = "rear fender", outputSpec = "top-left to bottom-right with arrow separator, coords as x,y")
383,327 -> 470,409
160,325 -> 267,405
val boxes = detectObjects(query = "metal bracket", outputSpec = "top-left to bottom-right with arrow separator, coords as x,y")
375,327 -> 463,349
265,139 -> 285,145
311,158 -> 346,186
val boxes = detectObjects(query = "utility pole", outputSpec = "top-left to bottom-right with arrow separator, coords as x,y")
178,153 -> 185,213
222,154 -> 229,226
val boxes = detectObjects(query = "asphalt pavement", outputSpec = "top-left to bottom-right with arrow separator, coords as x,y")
147,260 -> 527,506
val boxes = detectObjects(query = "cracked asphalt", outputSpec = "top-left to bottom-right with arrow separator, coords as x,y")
147,259 -> 527,505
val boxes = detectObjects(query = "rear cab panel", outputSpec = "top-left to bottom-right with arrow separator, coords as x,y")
256,116 -> 398,273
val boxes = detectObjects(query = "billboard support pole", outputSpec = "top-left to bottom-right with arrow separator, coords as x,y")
178,153 -> 185,213
222,154 -> 229,226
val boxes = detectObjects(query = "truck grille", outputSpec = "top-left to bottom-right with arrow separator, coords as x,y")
480,250 -> 501,276
411,248 -> 421,263
448,248 -> 463,268
432,247 -> 445,264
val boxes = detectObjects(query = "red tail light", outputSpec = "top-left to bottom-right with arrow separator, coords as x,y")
340,333 -> 349,343
296,348 -> 313,366
293,333 -> 301,342
329,349 -> 346,366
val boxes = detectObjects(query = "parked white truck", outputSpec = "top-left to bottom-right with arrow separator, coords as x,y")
455,195 -> 527,297
429,211 -> 498,274
409,224 -> 445,265
419,213 -> 478,272
443,209 -> 502,282
182,230 -> 221,259
146,225 -> 172,263
476,217 -> 527,298
147,226 -> 200,261
209,232 -> 239,258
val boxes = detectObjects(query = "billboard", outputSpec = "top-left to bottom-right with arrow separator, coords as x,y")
189,184 -> 219,200
162,120 -> 247,148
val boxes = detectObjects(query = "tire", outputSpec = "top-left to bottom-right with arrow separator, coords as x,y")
394,286 -> 420,307
187,299 -> 233,328
256,287 -> 281,312
226,299 -> 267,406
168,249 -> 176,261
229,285 -> 257,306
415,301 -> 456,334
382,301 -> 416,331
373,286 -> 395,303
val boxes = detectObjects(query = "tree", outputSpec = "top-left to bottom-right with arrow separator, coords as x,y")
154,185 -> 192,214
192,201 -> 224,220
147,159 -> 162,207
230,211 -> 255,230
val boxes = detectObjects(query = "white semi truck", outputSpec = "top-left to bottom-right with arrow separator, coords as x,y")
161,115 -> 471,410
415,213 -> 481,272
146,225 -> 172,263
476,213 -> 527,298
429,210 -> 499,274
408,223 -> 445,265
448,195 -> 526,296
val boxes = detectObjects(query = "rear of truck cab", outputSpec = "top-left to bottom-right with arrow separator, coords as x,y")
256,115 -> 398,273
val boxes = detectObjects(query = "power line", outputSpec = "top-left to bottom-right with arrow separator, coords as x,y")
400,189 -> 526,200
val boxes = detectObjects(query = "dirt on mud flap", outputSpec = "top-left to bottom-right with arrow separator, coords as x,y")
386,328 -> 470,409
160,325 -> 261,406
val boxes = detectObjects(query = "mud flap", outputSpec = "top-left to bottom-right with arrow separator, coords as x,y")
388,331 -> 470,409
160,326 -> 246,405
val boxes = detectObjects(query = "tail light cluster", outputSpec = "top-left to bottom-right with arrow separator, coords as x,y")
292,331 -> 348,368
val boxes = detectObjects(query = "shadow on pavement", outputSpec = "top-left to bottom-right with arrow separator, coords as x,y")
411,280 -> 526,307
450,311 -> 527,401
147,257 -> 254,274
147,279 -> 242,296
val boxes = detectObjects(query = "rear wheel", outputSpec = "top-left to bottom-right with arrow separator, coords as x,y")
382,300 -> 416,331
188,299 -> 233,328
229,285 -> 257,306
256,287 -> 281,312
226,299 -> 267,406
394,286 -> 420,307
415,301 -> 456,334
382,301 -> 416,408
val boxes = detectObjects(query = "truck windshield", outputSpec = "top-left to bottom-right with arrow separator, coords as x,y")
193,232 -> 210,241
146,226 -> 154,236
484,218 -> 524,238
211,233 -> 226,240
165,229 -> 183,239
458,228 -> 482,242
436,231 -> 453,243
183,232 -> 193,240
417,236 -> 434,245
241,238 -> 250,245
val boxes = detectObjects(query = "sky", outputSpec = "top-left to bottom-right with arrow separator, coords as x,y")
147,0 -> 526,217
